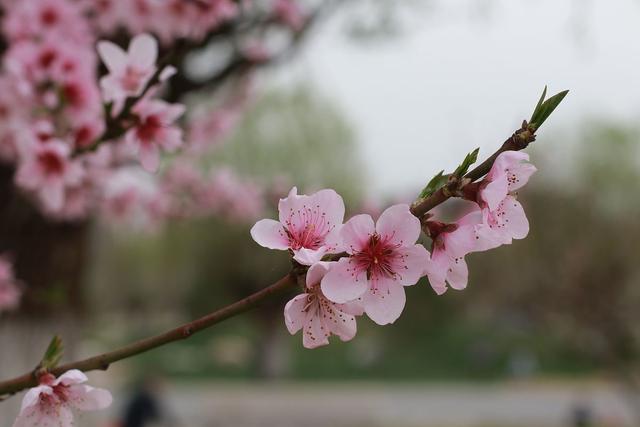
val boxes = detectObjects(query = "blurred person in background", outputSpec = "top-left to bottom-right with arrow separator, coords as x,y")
119,375 -> 174,427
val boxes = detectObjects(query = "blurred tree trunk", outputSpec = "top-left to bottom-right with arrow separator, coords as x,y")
0,163 -> 88,315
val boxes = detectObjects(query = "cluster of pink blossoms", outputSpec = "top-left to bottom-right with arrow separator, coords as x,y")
251,151 -> 537,348
0,0 -> 299,227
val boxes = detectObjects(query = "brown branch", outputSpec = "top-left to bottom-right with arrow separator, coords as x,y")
0,273 -> 296,397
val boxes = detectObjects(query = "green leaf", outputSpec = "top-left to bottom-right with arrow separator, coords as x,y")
453,147 -> 480,177
532,85 -> 547,118
418,170 -> 449,198
529,87 -> 569,131
41,335 -> 64,370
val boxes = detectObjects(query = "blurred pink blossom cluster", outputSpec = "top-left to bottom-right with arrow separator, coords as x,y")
0,255 -> 21,313
159,163 -> 265,223
0,0 -> 291,227
251,151 -> 537,348
84,0 -> 238,43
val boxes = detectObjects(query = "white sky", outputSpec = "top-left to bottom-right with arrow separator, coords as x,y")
269,0 -> 640,194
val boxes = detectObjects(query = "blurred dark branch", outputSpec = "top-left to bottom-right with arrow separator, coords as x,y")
165,2 -> 329,102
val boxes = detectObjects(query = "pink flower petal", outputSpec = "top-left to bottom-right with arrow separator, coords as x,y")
159,103 -> 186,123
129,33 -> 158,68
13,404 -> 73,427
277,188 -> 345,242
309,189 -> 345,230
320,257 -> 368,303
292,247 -> 327,266
480,174 -> 508,211
302,310 -> 329,349
340,214 -> 375,254
443,223 -> 477,258
446,257 -> 469,291
327,308 -> 357,342
40,180 -> 64,212
362,277 -> 406,325
375,204 -> 421,247
19,386 -> 52,413
139,143 -> 160,172
250,219 -> 289,250
67,384 -> 112,411
424,249 -> 450,295
284,294 -> 309,334
159,127 -> 183,151
97,41 -> 127,72
305,262 -> 332,287
394,243 -> 429,286
54,370 -> 87,386
159,65 -> 177,82
503,196 -> 529,239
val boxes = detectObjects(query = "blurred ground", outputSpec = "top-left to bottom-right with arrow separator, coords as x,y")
145,381 -> 633,427
1,380 -> 631,427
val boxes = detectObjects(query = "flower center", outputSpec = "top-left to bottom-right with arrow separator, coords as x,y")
38,151 -> 65,176
284,204 -> 333,250
136,115 -> 163,143
353,233 -> 399,280
40,8 -> 59,26
121,66 -> 148,92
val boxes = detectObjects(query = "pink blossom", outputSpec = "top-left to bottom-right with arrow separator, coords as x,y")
15,140 -> 84,212
251,187 -> 345,266
0,256 -> 21,313
206,168 -> 265,222
423,221 -> 478,295
463,196 -> 531,251
4,0 -> 91,44
469,151 -> 537,250
101,168 -> 168,230
321,204 -> 429,325
187,108 -> 239,153
124,99 -> 185,172
284,262 -> 362,349
160,161 -> 209,218
85,0 -> 127,34
71,117 -> 105,150
13,370 -> 112,427
154,0 -> 224,41
60,77 -> 102,117
5,39 -> 96,88
478,151 -> 537,211
98,33 -> 158,103
84,0 -> 237,41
